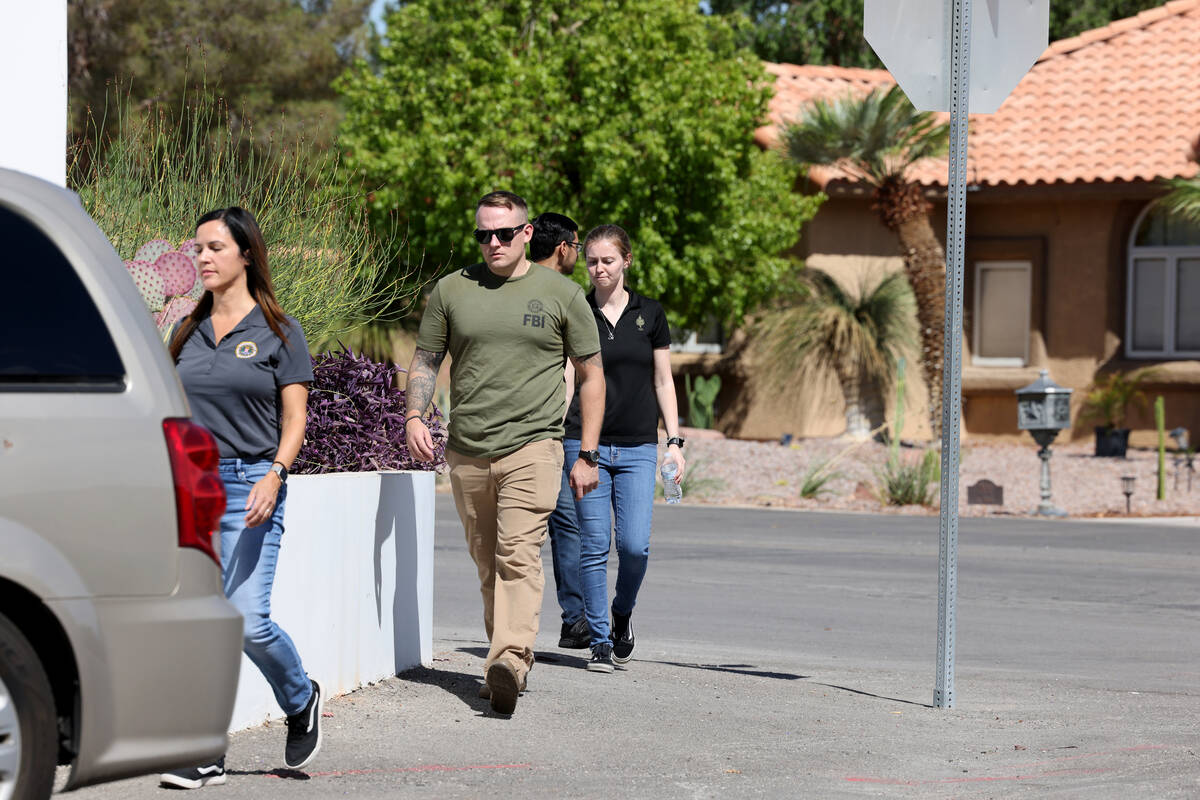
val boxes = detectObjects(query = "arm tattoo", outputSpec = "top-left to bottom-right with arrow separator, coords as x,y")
568,351 -> 603,385
406,348 -> 446,416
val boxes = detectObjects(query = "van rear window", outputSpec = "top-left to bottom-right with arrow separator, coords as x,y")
0,205 -> 125,391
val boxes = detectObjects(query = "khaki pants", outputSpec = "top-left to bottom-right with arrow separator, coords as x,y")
447,438 -> 563,685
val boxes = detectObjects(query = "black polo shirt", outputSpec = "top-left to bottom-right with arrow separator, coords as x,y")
174,306 -> 313,460
565,288 -> 671,445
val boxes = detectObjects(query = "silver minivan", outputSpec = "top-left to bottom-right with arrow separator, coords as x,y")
0,168 -> 243,798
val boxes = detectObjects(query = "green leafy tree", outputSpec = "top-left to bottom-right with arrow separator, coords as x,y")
780,86 -> 948,434
749,268 -> 917,441
1050,1 -> 1165,41
710,0 -> 1164,68
709,0 -> 877,68
336,0 -> 819,329
67,0 -> 372,151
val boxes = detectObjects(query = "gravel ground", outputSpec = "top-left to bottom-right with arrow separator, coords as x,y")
677,433 -> 1200,518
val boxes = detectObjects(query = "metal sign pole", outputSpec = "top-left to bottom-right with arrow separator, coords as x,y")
935,0 -> 971,709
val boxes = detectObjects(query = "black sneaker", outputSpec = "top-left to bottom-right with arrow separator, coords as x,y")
587,643 -> 614,673
558,617 -> 591,649
159,758 -> 226,789
485,660 -> 522,714
284,679 -> 323,769
612,611 -> 635,664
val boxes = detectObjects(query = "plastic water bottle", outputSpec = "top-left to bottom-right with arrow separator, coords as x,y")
661,461 -> 682,504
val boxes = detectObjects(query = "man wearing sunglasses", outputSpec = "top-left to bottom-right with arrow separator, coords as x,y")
404,191 -> 604,716
528,211 -> 591,651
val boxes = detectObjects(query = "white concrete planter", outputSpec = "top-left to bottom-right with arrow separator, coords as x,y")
228,471 -> 435,731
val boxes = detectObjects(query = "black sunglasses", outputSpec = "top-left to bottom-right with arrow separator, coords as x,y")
473,225 -> 527,245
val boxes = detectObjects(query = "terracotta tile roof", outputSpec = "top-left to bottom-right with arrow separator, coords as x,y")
758,1 -> 1200,189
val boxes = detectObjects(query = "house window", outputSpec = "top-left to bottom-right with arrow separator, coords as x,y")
1126,205 -> 1200,359
972,260 -> 1030,367
670,318 -> 724,354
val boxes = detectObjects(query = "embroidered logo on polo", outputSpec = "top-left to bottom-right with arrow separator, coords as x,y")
235,341 -> 259,359
636,314 -> 646,331
523,298 -> 547,328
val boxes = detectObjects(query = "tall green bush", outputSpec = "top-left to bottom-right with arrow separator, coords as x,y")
337,0 -> 820,330
70,99 -> 421,346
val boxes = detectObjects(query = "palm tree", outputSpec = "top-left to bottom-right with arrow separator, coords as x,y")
780,85 -> 949,434
750,268 -> 917,440
1157,176 -> 1200,222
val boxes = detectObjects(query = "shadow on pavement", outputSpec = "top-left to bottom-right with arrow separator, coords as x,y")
638,660 -> 807,681
225,768 -> 310,780
397,665 -> 491,711
454,645 -> 591,671
810,682 -> 931,708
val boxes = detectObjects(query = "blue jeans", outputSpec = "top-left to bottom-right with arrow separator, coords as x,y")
564,439 -> 657,647
219,459 -> 311,717
547,465 -> 585,625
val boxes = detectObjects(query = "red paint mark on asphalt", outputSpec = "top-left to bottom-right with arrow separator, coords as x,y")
263,763 -> 532,780
846,744 -> 1170,786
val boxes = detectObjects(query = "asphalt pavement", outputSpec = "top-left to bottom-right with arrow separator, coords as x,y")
70,494 -> 1200,798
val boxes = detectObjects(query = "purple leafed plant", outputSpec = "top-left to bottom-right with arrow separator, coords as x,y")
294,349 -> 447,474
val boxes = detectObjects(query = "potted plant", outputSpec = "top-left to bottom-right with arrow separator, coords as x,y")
1080,367 -> 1158,457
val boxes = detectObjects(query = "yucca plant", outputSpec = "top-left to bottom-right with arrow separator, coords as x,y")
874,449 -> 940,507
750,268 -> 917,441
798,459 -> 844,499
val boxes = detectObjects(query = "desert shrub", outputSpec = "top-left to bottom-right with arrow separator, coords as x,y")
873,449 -> 940,506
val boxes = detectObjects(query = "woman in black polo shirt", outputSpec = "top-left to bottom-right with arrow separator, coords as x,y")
564,224 -> 686,673
160,207 -> 322,788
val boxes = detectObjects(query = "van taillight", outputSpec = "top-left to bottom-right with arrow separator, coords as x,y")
162,418 -> 225,566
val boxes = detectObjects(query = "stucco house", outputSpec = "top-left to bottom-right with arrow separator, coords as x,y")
685,0 -> 1200,445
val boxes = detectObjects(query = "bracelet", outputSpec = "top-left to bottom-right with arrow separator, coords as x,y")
405,412 -> 423,422
666,436 -> 685,448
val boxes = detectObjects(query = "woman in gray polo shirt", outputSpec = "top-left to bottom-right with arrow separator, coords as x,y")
160,207 -> 322,788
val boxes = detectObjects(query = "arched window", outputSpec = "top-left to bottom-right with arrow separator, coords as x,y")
1126,204 -> 1200,359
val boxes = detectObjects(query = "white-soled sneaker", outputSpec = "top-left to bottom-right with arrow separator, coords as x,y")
587,643 -> 615,673
284,679 -> 323,769
159,758 -> 226,789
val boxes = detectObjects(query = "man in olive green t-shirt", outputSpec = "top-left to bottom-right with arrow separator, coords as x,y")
404,191 -> 604,716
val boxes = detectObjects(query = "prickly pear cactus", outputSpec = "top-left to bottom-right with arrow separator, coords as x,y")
124,237 -> 205,336
159,295 -> 199,332
125,259 -> 166,312
155,251 -> 197,296
134,239 -> 174,264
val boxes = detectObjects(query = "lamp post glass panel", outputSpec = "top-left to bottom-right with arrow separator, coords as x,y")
1121,475 -> 1136,514
1016,370 -> 1073,516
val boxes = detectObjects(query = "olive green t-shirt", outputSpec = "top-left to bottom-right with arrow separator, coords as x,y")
416,262 -> 601,459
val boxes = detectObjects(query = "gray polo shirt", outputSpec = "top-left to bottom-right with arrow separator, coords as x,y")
174,306 -> 313,460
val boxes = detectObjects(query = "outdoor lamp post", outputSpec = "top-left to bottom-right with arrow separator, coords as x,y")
1015,369 -> 1074,517
1121,475 -> 1136,514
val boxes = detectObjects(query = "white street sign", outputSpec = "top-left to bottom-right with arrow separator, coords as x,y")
864,0 -> 1049,114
